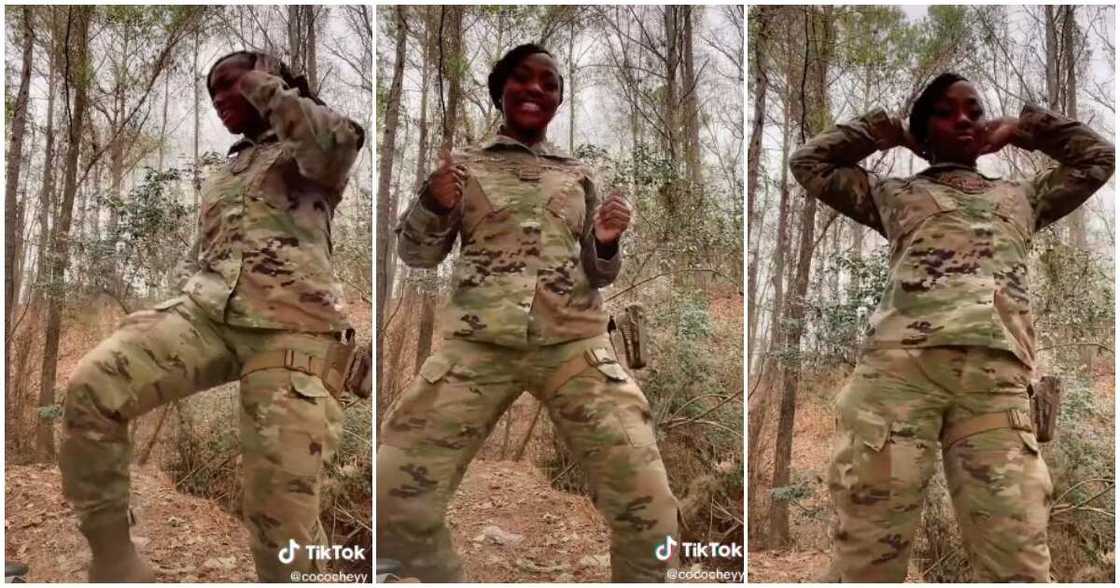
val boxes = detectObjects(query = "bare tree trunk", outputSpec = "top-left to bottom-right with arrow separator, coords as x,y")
376,6 -> 407,398
33,11 -> 60,309
415,5 -> 465,368
769,6 -> 833,546
568,17 -> 576,155
39,6 -> 93,462
6,5 -> 35,396
193,27 -> 202,211
682,6 -> 702,189
746,7 -> 770,361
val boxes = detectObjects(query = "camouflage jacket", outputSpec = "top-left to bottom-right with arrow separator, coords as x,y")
791,104 -> 1115,367
180,70 -> 362,332
396,135 -> 622,349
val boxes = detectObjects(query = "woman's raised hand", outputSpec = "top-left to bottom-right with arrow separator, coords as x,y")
594,190 -> 632,244
428,147 -> 468,210
980,117 -> 1033,155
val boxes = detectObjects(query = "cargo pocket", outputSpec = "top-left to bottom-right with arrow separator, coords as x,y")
291,371 -> 330,400
837,411 -> 892,493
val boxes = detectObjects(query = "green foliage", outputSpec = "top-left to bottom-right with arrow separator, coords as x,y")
804,246 -> 889,367
37,404 -> 63,421
80,167 -> 192,299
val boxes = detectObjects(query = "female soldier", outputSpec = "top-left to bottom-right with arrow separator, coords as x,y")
791,72 -> 1114,582
59,51 -> 365,582
378,44 -> 679,582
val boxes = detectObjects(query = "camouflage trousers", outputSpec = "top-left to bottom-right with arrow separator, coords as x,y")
60,295 -> 344,582
377,334 -> 680,582
827,346 -> 1052,582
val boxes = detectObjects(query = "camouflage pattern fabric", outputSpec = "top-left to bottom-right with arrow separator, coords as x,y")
395,135 -> 621,349
790,104 -> 1114,368
60,296 -> 344,581
180,70 -> 361,333
827,347 -> 1051,582
377,334 -> 679,581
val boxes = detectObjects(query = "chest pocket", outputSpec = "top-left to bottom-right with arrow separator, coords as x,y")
992,184 -> 1034,238
544,170 -> 587,237
242,145 -> 289,211
883,183 -> 958,240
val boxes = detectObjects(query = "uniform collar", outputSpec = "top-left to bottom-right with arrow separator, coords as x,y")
919,162 -> 1001,182
228,129 -> 279,156
482,133 -> 568,159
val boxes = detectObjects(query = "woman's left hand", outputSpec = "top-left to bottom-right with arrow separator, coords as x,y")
594,190 -> 631,244
980,117 -> 1034,155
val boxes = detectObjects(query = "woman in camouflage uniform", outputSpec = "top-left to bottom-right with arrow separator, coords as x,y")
377,44 -> 680,582
791,73 -> 1114,581
59,51 -> 365,582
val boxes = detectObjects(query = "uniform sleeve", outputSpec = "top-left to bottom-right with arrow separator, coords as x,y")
1020,103 -> 1115,231
789,108 -> 901,237
239,70 -> 362,198
394,179 -> 461,268
579,175 -> 622,288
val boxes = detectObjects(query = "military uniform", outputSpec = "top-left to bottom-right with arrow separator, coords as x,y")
378,135 -> 680,582
790,104 -> 1114,581
60,70 -> 363,582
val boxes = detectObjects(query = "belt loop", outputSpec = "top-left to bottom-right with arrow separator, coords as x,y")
283,349 -> 295,369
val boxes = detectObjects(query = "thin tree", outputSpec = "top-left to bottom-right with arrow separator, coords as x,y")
38,6 -> 93,461
376,6 -> 407,397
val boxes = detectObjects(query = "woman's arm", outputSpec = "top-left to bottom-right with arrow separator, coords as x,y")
789,109 -> 909,237
580,177 -> 622,288
239,70 -> 363,198
1018,104 -> 1115,231
395,179 -> 462,269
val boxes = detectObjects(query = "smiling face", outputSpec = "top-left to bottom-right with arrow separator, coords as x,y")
924,80 -> 986,165
500,52 -> 562,138
209,54 -> 264,135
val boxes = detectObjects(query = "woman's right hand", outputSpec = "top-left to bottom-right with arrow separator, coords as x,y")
428,148 -> 468,210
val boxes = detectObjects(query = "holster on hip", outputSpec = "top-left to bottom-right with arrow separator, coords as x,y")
609,303 -> 648,370
242,339 -> 372,400
1029,376 -> 1062,443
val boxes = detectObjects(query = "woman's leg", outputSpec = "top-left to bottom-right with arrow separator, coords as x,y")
536,340 -> 679,582
942,348 -> 1052,582
60,296 -> 237,581
377,341 -> 524,581
826,349 -> 945,582
236,332 -> 345,582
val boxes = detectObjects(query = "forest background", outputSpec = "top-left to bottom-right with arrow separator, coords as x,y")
3,5 -> 373,581
375,5 -> 744,581
747,5 -> 1115,582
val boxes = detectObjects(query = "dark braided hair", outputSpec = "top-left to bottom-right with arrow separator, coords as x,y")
909,72 -> 969,149
207,50 -> 365,150
487,43 -> 564,110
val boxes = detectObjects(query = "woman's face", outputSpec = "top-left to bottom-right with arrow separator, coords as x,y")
924,80 -> 985,164
501,52 -> 562,135
210,55 -> 263,135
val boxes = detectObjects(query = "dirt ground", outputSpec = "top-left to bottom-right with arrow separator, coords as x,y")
5,463 -> 255,582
